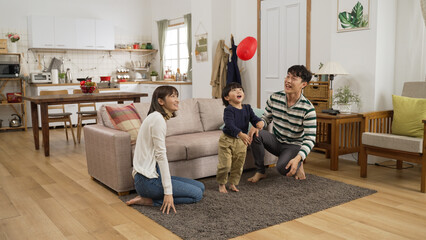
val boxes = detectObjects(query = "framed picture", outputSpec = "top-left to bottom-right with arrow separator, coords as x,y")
195,33 -> 208,62
337,0 -> 370,32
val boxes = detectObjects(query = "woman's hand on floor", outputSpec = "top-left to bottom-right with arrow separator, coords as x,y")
161,194 -> 176,214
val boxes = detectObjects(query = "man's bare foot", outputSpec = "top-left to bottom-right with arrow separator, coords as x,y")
219,184 -> 228,193
294,163 -> 306,180
247,172 -> 266,183
229,184 -> 239,192
126,195 -> 153,206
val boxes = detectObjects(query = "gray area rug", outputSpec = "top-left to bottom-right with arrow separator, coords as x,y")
119,169 -> 376,240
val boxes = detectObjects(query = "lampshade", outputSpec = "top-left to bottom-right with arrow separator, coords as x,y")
316,61 -> 349,75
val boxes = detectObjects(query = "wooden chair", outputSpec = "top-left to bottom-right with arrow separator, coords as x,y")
39,90 -> 76,144
359,82 -> 426,192
73,89 -> 99,143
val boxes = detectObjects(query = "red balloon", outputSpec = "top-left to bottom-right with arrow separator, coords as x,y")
236,37 -> 257,61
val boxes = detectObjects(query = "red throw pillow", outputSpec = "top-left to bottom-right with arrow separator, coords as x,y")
105,104 -> 142,144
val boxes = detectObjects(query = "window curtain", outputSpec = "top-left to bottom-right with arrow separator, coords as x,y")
157,19 -> 169,80
184,14 -> 192,80
421,0 -> 426,25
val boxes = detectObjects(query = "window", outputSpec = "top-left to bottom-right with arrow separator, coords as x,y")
164,24 -> 188,76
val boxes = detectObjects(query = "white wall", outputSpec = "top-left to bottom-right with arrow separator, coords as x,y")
374,0 -> 397,111
150,0 -> 191,74
394,0 -> 426,95
230,0 -> 258,106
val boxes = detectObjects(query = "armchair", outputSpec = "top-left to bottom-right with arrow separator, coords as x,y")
359,82 -> 426,192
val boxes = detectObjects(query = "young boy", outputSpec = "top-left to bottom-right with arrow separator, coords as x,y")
217,82 -> 264,193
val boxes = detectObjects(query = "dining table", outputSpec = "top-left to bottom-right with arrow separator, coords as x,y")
23,91 -> 148,156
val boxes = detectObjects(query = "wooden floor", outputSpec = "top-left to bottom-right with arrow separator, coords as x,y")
1,129 -> 426,240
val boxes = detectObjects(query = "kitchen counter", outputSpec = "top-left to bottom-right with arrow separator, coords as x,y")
31,80 -> 192,87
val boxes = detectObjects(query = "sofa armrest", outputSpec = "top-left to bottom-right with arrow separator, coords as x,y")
362,110 -> 394,133
83,124 -> 134,193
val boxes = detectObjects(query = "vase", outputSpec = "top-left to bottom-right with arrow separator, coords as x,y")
7,41 -> 17,53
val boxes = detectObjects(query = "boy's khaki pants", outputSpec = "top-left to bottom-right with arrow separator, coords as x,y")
216,133 -> 247,185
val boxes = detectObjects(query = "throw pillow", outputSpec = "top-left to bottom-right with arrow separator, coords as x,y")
391,95 -> 426,138
105,104 -> 142,144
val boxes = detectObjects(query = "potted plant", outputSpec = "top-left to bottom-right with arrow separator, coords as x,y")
333,85 -> 360,113
150,71 -> 158,81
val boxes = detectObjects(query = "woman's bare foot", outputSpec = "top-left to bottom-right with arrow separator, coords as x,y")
126,195 -> 153,206
229,184 -> 239,192
294,163 -> 306,180
247,172 -> 266,183
219,184 -> 228,193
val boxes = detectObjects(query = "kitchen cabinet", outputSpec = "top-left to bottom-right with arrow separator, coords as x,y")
54,17 -> 76,49
95,20 -> 114,50
28,16 -> 55,48
75,19 -> 96,50
28,16 -> 114,50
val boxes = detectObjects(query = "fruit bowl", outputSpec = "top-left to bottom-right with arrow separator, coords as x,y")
80,85 -> 97,93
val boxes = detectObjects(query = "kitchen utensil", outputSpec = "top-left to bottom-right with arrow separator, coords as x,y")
100,76 -> 111,81
9,114 -> 21,127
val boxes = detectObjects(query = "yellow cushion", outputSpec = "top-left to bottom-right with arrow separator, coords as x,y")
391,95 -> 426,138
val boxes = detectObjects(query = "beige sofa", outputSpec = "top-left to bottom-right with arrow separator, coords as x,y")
84,98 -> 277,195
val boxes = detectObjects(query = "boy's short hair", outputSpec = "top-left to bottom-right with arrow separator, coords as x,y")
222,82 -> 244,106
287,65 -> 312,83
148,85 -> 179,118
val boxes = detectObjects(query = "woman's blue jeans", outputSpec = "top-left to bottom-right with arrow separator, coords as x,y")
134,166 -> 205,206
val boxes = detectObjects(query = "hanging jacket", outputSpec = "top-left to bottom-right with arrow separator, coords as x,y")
226,36 -> 241,85
210,40 -> 229,98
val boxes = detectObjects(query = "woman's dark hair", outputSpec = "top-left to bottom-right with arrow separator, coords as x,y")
287,65 -> 312,83
148,86 -> 179,118
221,82 -> 244,106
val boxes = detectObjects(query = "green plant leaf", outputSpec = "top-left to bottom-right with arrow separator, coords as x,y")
339,1 -> 368,29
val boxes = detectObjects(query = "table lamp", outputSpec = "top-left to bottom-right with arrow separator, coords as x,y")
316,61 -> 349,112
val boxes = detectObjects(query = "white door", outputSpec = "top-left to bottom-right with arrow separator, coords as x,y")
260,0 -> 306,108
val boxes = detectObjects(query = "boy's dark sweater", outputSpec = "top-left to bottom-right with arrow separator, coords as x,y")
222,104 -> 262,138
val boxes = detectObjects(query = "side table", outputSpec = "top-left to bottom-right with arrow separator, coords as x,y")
315,112 -> 363,170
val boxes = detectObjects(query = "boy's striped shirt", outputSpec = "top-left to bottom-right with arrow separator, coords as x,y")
262,91 -> 317,160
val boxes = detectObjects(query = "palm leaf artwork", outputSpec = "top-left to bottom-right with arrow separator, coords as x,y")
339,1 -> 369,29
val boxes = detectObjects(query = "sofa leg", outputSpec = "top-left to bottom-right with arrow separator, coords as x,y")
360,146 -> 367,178
421,156 -> 426,193
396,160 -> 403,170
118,191 -> 130,196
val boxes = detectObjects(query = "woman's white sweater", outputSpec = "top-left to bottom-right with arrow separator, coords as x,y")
132,111 -> 172,195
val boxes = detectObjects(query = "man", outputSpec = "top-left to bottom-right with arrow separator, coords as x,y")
248,65 -> 317,182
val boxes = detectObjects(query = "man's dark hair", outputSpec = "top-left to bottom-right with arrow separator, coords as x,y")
221,82 -> 244,106
287,65 -> 312,83
148,85 -> 179,118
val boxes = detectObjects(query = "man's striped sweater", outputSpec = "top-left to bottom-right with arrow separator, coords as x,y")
262,91 -> 317,160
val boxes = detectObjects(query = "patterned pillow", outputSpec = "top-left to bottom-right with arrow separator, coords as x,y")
105,104 -> 142,144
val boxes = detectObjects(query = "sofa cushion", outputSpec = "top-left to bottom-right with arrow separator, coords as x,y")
391,95 -> 426,138
100,102 -> 149,128
166,98 -> 204,136
105,104 -> 142,144
165,138 -> 189,162
362,132 -> 423,153
166,130 -> 222,161
197,98 -> 225,131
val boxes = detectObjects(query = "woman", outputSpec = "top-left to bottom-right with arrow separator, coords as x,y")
126,86 -> 205,214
